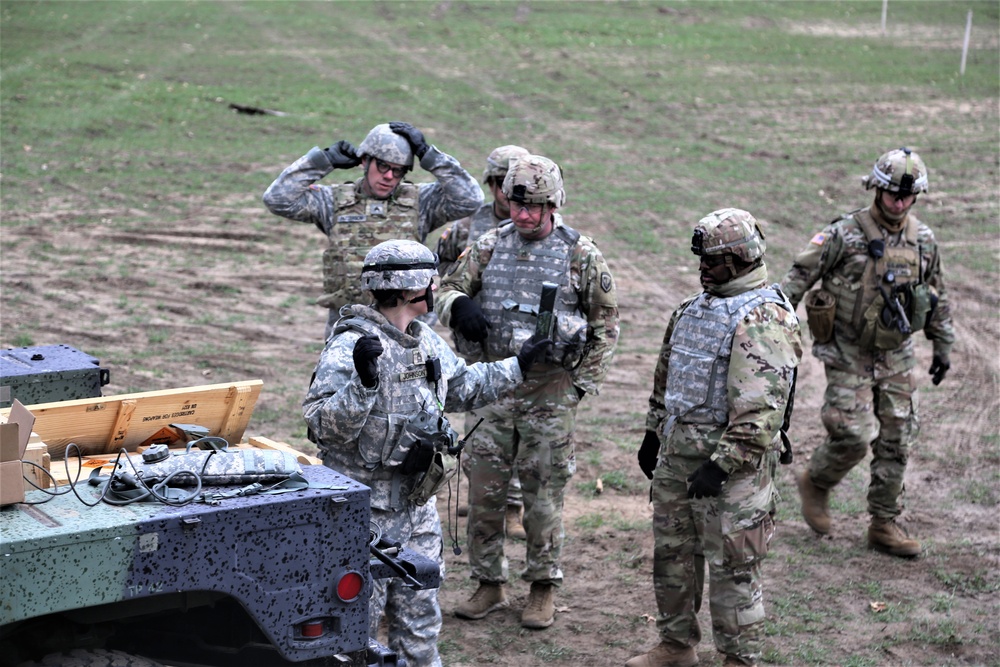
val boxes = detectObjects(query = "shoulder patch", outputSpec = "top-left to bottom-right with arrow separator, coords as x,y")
600,272 -> 613,293
810,232 -> 826,246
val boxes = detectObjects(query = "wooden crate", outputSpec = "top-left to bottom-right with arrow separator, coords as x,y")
0,380 -> 264,458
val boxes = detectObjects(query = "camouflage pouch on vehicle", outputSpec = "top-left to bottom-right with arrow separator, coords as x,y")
804,289 -> 836,344
119,444 -> 302,487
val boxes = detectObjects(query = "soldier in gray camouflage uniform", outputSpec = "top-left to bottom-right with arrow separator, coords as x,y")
629,209 -> 801,667
437,144 -> 531,540
263,122 -> 483,338
781,148 -> 955,558
303,240 -> 550,667
437,155 -> 620,630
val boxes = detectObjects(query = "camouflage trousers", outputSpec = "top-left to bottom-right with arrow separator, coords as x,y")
460,411 -> 522,507
464,371 -> 579,585
811,365 -> 918,518
651,452 -> 775,663
370,501 -> 445,667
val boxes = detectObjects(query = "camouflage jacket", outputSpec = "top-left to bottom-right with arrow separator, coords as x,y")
436,202 -> 505,276
780,204 -> 954,377
645,270 -> 802,473
302,305 -> 521,510
263,145 -> 483,243
437,214 -> 620,396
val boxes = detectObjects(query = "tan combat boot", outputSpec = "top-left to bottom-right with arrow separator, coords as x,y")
867,517 -> 922,557
625,640 -> 699,667
454,583 -> 509,620
520,582 -> 556,629
505,504 -> 526,540
797,470 -> 831,535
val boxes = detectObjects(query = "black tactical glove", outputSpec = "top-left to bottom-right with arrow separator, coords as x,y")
353,335 -> 383,388
388,121 -> 429,160
323,140 -> 362,169
637,430 -> 661,480
686,460 -> 729,499
516,335 -> 554,375
400,440 -> 435,475
929,353 -> 950,386
450,296 -> 490,342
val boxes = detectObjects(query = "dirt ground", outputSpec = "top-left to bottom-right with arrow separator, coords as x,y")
2,189 -> 997,666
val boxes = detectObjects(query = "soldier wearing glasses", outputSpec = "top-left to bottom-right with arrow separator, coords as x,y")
263,121 -> 483,337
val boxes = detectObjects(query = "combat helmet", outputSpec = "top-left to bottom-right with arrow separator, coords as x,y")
502,154 -> 566,208
357,123 -> 414,168
691,207 -> 766,263
862,147 -> 928,196
361,240 -> 438,291
483,145 -> 530,184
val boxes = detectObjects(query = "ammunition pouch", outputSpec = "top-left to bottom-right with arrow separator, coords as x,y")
804,289 -> 836,344
393,409 -> 459,505
408,449 -> 458,506
858,282 -> 935,352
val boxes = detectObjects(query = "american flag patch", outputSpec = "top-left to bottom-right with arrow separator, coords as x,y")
810,232 -> 826,245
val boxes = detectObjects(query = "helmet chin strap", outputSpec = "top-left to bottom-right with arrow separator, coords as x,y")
405,284 -> 434,312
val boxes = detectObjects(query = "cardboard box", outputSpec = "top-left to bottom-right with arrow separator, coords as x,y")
1,400 -> 36,506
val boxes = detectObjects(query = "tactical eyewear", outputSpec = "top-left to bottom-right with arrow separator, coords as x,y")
373,157 -> 408,179
510,201 -> 545,218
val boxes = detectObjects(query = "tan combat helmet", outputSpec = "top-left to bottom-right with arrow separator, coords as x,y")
501,154 -> 566,208
691,208 -> 766,263
361,240 -> 438,291
862,147 -> 929,196
482,145 -> 530,184
357,123 -> 414,168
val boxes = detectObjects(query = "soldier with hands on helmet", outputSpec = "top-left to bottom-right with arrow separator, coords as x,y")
437,155 -> 620,630
781,147 -> 955,558
263,121 -> 483,337
437,144 -> 532,540
303,239 -> 550,667
629,209 -> 801,667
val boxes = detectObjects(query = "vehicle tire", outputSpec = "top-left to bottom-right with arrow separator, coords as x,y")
17,648 -> 167,667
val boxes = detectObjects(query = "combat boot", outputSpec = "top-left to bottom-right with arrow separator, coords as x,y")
797,470 -> 831,535
454,582 -> 509,620
624,640 -> 698,667
521,582 -> 556,629
722,655 -> 757,666
505,504 -> 526,540
867,517 -> 922,558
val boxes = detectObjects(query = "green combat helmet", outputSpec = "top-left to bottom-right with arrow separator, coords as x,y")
691,207 -> 766,262
357,123 -> 415,168
361,239 -> 438,291
862,147 -> 929,196
502,154 -> 566,208
483,144 -> 530,184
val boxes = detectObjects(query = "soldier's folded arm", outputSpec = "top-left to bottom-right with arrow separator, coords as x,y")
262,147 -> 339,230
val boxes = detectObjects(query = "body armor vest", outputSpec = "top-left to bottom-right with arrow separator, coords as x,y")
665,285 -> 791,426
822,210 -> 926,350
325,314 -> 447,510
479,222 -> 587,362
318,181 -> 421,310
467,204 -> 502,247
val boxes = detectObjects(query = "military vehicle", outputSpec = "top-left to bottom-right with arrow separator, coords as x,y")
0,461 -> 440,667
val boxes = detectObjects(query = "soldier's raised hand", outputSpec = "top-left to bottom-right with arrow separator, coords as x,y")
324,140 -> 362,170
450,296 -> 490,342
353,335 -> 383,388
388,121 -> 429,160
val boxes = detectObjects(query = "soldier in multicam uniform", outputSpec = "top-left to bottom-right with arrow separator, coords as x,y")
263,121 -> 483,338
303,239 -> 550,667
437,144 -> 532,540
781,148 -> 955,558
629,209 -> 801,667
437,155 -> 620,630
